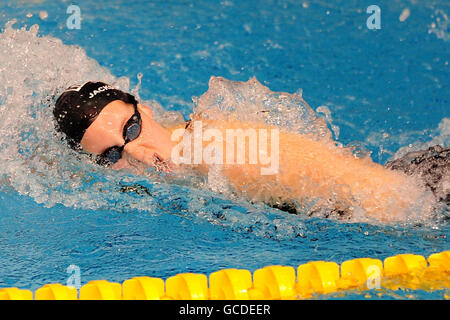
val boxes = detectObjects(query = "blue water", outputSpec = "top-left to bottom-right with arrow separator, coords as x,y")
0,0 -> 449,299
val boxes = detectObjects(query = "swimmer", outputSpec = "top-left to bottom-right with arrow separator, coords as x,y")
53,82 -> 449,222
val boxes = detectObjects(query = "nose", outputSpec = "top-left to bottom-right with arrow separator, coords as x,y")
122,117 -> 175,167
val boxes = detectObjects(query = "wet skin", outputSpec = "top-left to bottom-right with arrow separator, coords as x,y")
81,100 -> 176,171
80,100 -> 435,222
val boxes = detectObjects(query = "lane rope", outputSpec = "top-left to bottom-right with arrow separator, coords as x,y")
1,251 -> 448,300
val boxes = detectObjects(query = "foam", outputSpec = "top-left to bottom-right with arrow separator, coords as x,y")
0,21 -> 177,212
192,76 -> 333,140
0,22 -> 302,240
0,22 -> 443,231
428,9 -> 449,42
390,118 -> 450,160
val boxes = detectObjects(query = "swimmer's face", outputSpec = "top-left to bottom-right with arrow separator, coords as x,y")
80,100 -> 176,170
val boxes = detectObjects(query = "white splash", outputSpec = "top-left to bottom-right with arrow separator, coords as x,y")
390,118 -> 450,160
192,76 -> 333,141
428,9 -> 449,41
0,22 -> 442,228
0,21 -> 179,212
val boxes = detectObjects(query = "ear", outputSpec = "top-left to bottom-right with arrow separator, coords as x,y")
138,104 -> 154,119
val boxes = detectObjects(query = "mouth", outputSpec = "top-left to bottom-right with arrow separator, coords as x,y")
152,153 -> 173,173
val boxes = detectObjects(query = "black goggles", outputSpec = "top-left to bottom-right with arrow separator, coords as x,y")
96,103 -> 142,167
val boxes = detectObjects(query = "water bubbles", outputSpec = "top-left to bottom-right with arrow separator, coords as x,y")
0,21 -> 131,210
0,20 -> 443,235
193,76 -> 333,141
39,11 -> 48,20
428,9 -> 449,41
130,72 -> 144,101
316,105 -> 340,140
399,8 -> 410,22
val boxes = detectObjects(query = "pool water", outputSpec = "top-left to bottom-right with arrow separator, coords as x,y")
0,0 -> 448,299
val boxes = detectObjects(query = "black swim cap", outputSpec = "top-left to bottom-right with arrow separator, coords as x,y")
53,81 -> 138,150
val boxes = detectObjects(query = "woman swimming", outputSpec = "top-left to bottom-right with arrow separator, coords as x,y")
53,81 -> 448,222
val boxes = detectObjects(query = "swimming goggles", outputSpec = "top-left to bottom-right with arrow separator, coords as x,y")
96,103 -> 142,167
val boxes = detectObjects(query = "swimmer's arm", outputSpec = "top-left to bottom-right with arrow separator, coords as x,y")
219,126 -> 429,222
169,119 -> 431,221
